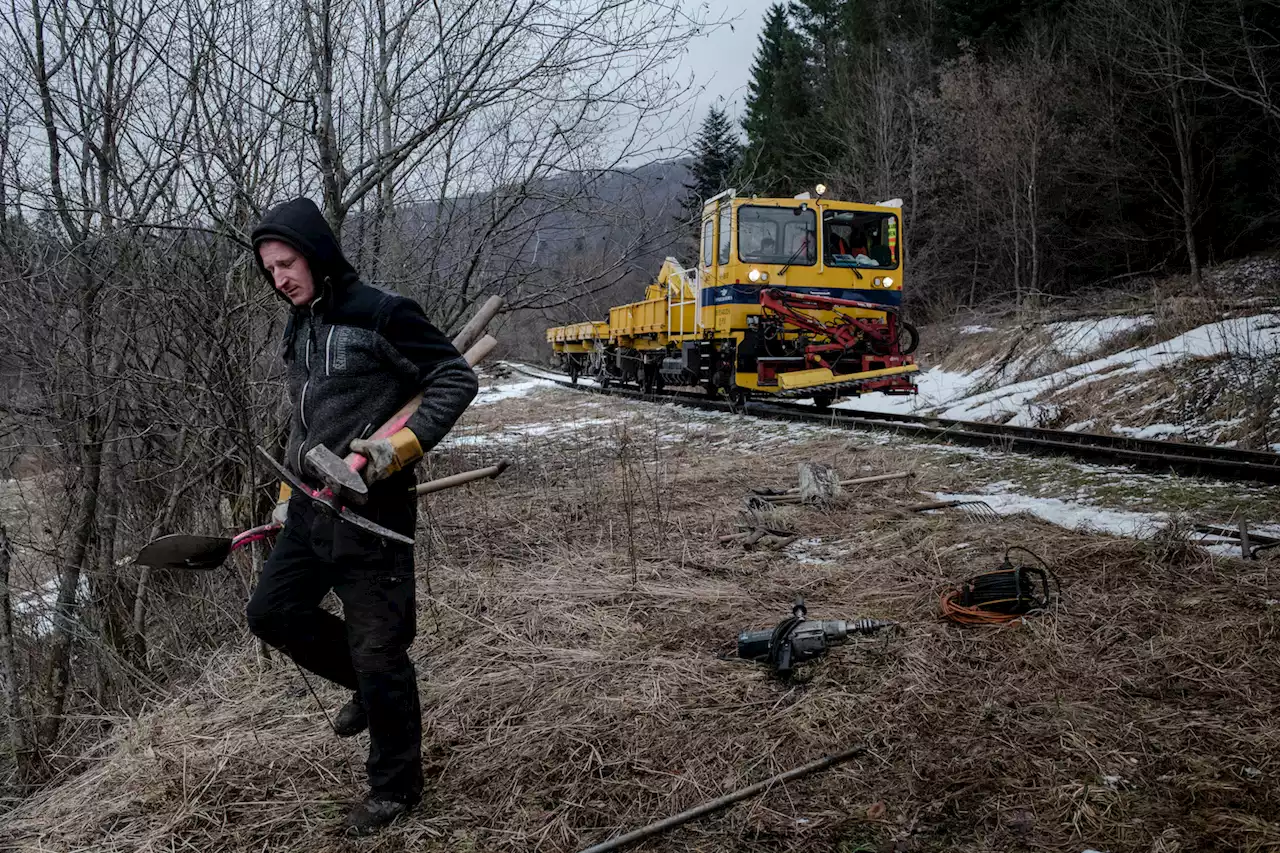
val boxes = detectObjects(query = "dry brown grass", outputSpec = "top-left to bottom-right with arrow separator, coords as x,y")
3,385 -> 1278,853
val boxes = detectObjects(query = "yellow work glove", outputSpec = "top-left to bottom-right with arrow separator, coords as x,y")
350,427 -> 423,484
271,482 -> 292,524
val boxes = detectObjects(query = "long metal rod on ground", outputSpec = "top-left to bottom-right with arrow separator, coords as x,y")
575,745 -> 867,853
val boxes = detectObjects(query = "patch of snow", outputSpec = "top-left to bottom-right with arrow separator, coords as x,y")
1203,418 -> 1244,430
472,378 -> 556,405
1111,423 -> 1181,439
1044,316 -> 1152,359
500,362 -> 602,389
440,417 -> 619,447
441,434 -> 493,447
1200,542 -> 1247,558
960,324 -> 996,335
471,379 -> 545,404
13,575 -> 90,637
1136,394 -> 1176,415
933,490 -> 1167,538
827,368 -> 980,415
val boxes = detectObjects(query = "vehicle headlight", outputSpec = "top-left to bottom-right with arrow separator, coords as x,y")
748,268 -> 761,282
873,277 -> 883,287
884,277 -> 894,287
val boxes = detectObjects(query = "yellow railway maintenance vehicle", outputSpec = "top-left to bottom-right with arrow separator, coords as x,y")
546,187 -> 919,408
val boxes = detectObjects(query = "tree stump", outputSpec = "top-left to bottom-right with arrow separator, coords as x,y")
799,462 -> 842,504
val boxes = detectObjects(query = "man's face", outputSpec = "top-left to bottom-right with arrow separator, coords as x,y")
259,240 -> 316,306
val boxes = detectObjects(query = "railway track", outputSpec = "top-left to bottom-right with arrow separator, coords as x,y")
506,363 -> 1280,485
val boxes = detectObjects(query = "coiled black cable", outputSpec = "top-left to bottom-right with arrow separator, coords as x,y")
941,546 -> 1060,625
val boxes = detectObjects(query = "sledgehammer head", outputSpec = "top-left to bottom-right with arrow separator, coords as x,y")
305,444 -> 369,502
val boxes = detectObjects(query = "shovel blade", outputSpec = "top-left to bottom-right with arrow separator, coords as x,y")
135,534 -> 232,570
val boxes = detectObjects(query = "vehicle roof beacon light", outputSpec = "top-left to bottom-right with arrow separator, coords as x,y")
815,183 -> 827,197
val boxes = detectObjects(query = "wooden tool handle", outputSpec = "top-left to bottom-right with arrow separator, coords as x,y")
413,461 -> 509,496
907,500 -> 959,512
452,295 -> 505,353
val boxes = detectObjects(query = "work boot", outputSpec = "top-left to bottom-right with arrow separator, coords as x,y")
332,693 -> 368,738
342,796 -> 412,836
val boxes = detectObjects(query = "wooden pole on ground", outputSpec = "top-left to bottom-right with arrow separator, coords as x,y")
576,745 -> 868,853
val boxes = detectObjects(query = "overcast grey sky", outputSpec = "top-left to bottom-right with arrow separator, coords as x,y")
655,0 -> 776,156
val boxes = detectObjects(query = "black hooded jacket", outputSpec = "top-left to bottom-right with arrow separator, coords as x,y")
251,198 -> 478,489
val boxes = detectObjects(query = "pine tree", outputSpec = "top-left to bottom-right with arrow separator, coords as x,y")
740,4 -> 814,195
681,107 -> 741,221
789,0 -> 864,68
788,0 -> 880,178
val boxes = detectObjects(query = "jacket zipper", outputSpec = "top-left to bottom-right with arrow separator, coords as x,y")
325,327 -> 335,376
301,331 -> 312,429
294,288 -> 326,476
297,315 -> 313,472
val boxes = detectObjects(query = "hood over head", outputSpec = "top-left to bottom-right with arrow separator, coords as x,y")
251,198 -> 359,304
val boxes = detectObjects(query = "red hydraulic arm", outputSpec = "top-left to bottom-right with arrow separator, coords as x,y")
758,287 -> 904,369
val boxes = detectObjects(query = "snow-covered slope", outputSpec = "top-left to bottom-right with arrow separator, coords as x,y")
939,313 -> 1280,423
834,307 -> 1280,449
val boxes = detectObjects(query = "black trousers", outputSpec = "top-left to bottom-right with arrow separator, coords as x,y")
246,489 -> 421,804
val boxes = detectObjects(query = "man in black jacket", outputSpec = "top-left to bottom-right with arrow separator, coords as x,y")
245,198 -> 478,836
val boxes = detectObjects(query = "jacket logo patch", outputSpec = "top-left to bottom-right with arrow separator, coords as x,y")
332,328 -> 350,372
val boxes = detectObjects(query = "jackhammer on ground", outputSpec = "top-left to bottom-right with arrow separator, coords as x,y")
737,598 -> 897,679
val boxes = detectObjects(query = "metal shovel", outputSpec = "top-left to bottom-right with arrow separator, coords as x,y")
133,462 -> 509,570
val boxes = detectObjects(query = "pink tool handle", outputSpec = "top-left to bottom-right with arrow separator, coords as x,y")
341,393 -> 424,476
230,523 -> 283,552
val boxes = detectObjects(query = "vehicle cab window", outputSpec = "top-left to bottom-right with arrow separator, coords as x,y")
823,210 -> 900,269
738,205 -> 816,265
717,205 -> 732,265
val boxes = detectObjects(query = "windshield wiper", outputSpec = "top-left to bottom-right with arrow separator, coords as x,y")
778,233 -> 813,276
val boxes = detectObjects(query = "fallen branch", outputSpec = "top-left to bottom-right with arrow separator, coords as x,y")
576,745 -> 868,853
752,471 -> 913,503
789,471 -> 911,495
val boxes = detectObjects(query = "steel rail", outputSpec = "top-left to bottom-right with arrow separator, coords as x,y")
506,364 -> 1280,485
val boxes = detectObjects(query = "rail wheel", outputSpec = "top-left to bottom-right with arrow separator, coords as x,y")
812,393 -> 834,410
898,321 -> 920,356
870,319 -> 920,357
641,359 -> 659,394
